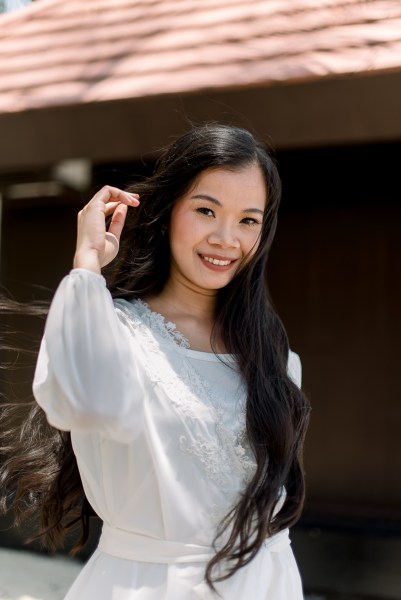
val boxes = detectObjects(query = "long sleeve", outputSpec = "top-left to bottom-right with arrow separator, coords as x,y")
33,269 -> 145,442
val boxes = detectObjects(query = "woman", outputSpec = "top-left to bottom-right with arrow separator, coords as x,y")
0,124 -> 310,599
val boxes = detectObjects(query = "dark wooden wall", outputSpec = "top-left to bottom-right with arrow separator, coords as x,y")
270,142 -> 401,522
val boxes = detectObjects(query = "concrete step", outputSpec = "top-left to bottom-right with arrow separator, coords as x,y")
0,548 -> 80,600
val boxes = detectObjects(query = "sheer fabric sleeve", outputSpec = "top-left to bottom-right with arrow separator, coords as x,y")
33,269 -> 145,442
287,351 -> 302,389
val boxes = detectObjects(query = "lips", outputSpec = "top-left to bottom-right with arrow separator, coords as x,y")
199,254 -> 238,269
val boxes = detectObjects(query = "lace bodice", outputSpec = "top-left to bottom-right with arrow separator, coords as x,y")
114,298 -> 256,498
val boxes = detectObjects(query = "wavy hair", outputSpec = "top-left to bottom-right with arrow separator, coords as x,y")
0,124 -> 310,587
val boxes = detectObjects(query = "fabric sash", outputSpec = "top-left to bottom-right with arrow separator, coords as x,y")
98,523 -> 290,564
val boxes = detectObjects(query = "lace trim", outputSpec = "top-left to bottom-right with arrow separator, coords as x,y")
114,298 -> 256,496
135,298 -> 190,349
115,300 -> 207,420
178,358 -> 255,486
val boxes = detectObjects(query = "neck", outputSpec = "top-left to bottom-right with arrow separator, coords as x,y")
144,276 -> 228,353
152,278 -> 217,322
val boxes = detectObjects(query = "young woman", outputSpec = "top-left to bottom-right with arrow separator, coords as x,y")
0,124 -> 310,599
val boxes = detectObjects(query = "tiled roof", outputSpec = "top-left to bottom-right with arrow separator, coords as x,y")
0,0 -> 400,113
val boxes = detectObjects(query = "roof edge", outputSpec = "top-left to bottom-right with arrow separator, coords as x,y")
0,0 -> 63,26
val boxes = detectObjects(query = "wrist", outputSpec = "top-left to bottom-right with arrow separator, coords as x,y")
73,250 -> 102,274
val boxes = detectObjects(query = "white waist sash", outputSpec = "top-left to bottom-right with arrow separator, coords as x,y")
98,523 -> 290,564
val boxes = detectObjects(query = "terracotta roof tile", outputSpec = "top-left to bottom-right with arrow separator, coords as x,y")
0,0 -> 400,113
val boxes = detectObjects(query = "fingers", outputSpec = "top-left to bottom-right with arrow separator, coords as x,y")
104,201 -> 122,216
104,232 -> 120,266
92,185 -> 139,208
100,205 -> 128,268
107,203 -> 128,243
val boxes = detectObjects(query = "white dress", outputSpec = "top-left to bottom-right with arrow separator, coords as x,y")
33,268 -> 304,600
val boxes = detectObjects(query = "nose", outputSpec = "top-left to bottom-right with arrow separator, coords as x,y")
207,222 -> 240,249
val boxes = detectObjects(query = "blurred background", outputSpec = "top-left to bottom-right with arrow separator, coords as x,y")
0,1 -> 400,599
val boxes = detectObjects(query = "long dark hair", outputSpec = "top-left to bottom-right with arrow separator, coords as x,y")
0,123 -> 310,586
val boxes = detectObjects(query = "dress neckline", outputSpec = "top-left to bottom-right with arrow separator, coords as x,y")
134,298 -> 235,362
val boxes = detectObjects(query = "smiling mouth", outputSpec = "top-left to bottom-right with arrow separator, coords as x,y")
200,255 -> 236,266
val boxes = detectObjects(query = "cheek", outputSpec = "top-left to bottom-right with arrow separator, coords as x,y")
244,230 -> 262,258
169,214 -> 196,257
169,209 -> 186,246
170,211 -> 204,250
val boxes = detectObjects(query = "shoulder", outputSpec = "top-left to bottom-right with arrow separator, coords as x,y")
113,297 -> 147,327
287,351 -> 302,389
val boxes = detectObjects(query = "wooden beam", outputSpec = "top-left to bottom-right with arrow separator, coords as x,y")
0,70 -> 400,169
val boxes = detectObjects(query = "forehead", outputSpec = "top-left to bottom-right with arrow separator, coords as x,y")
188,164 -> 267,206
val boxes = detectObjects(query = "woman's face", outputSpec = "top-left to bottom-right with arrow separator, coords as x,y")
167,163 -> 266,295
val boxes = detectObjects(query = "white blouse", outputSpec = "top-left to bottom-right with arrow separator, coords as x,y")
33,269 -> 304,599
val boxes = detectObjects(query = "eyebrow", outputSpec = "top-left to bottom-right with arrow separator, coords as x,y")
191,194 -> 264,216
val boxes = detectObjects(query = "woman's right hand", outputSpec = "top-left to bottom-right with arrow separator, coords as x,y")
73,186 -> 140,273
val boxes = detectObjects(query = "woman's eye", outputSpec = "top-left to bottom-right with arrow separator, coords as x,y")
197,207 -> 214,217
241,217 -> 259,226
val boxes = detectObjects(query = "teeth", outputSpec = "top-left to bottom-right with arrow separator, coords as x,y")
203,256 -> 232,266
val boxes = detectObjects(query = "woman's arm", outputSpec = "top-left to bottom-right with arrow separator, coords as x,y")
33,187 -> 144,442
